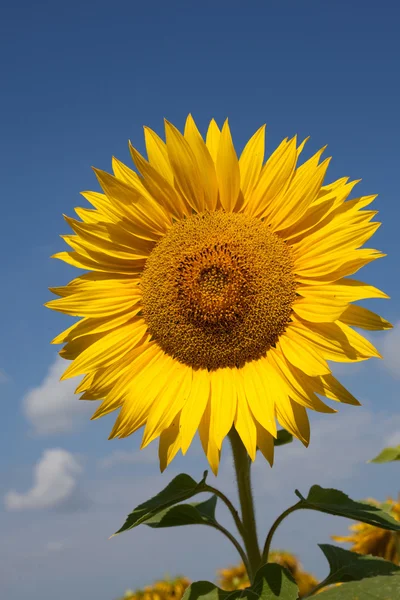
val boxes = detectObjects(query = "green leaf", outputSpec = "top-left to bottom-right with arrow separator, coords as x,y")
182,580 -> 233,600
144,496 -> 218,528
315,571 -> 400,599
295,485 -> 400,531
274,430 -> 293,447
369,445 -> 400,463
316,544 -> 400,590
182,565 -> 299,600
253,564 -> 299,599
113,471 -> 208,536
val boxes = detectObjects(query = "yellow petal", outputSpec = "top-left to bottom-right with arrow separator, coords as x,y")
270,151 -> 331,231
61,319 -> 148,379
159,413 -> 182,472
59,331 -> 104,360
296,136 -> 310,158
74,207 -> 111,224
141,362 -> 192,447
255,422 -> 274,466
184,114 -> 219,211
216,120 -> 241,212
61,234 -> 146,272
296,279 -> 389,303
290,318 -> 382,362
129,143 -> 189,219
269,349 -> 335,413
292,293 -> 348,323
276,399 -> 310,447
45,287 -> 141,317
234,378 -> 257,460
199,399 -> 221,476
293,221 -> 381,262
279,328 -> 330,376
112,156 -> 141,188
339,305 -> 392,330
94,344 -> 162,420
107,350 -> 172,437
144,126 -> 174,184
210,368 -> 237,450
246,137 -> 297,218
83,339 -> 152,399
164,120 -> 205,212
239,361 -> 277,436
281,180 -> 358,242
80,191 -> 120,224
94,168 -> 170,235
51,250 -> 144,275
295,249 -> 385,284
81,189 -> 162,242
51,271 -> 137,293
313,373 -> 360,406
51,311 -> 136,344
205,119 -> 221,163
64,216 -> 153,259
239,124 -> 265,201
180,369 -> 210,454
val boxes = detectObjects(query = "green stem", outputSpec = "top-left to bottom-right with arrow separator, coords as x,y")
229,428 -> 262,583
261,503 -> 301,563
204,485 -> 245,538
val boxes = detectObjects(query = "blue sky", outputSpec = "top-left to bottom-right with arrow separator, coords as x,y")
1,1 -> 400,599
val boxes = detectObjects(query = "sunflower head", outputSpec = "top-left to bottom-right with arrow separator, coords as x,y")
47,115 -> 391,474
332,497 -> 400,564
217,562 -> 249,590
121,577 -> 190,600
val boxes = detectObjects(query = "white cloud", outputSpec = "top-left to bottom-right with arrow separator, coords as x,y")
98,445 -> 158,469
4,449 -> 84,511
382,321 -> 400,379
23,356 -> 93,435
0,368 -> 9,383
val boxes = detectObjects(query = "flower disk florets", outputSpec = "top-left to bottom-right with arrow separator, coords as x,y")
141,211 -> 297,370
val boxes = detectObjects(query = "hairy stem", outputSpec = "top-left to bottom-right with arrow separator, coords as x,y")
229,428 -> 262,582
261,503 -> 301,563
204,484 -> 245,538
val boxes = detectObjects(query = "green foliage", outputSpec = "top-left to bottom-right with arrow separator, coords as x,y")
182,564 -> 299,600
274,430 -> 293,447
312,544 -> 400,594
295,486 -> 400,531
316,572 -> 400,599
113,471 -> 208,536
144,496 -> 218,529
369,445 -> 400,463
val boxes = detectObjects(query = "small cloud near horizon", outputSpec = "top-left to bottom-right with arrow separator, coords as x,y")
23,356 -> 93,435
4,448 -> 87,512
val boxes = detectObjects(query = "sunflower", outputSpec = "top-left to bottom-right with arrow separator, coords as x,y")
47,115 -> 391,474
332,498 -> 400,563
120,577 -> 190,600
217,551 -> 318,597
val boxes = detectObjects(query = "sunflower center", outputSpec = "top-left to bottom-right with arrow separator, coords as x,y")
141,211 -> 297,370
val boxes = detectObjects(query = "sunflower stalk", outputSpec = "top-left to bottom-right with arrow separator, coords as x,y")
261,502 -> 302,563
229,428 -> 262,582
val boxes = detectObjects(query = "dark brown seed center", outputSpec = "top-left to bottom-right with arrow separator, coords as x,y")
141,211 -> 297,370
